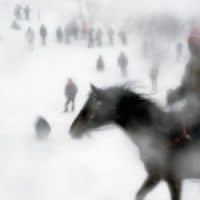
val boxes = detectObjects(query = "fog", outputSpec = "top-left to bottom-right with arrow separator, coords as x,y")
1,0 -> 200,200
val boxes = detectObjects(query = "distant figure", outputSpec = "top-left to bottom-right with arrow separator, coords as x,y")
88,29 -> 94,48
11,20 -> 21,30
176,42 -> 183,62
40,24 -> 47,45
64,25 -> 71,44
118,52 -> 128,77
81,21 -> 89,39
168,26 -> 200,129
56,26 -> 64,43
25,27 -> 35,49
64,78 -> 78,112
14,4 -> 22,20
35,116 -> 51,139
142,39 -> 152,59
71,22 -> 79,40
96,56 -> 105,72
118,31 -> 127,45
150,61 -> 160,93
108,28 -> 114,45
96,29 -> 103,47
24,5 -> 30,21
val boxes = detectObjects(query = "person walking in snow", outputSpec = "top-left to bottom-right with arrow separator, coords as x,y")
71,21 -> 79,40
176,42 -> 183,62
167,26 -> 200,137
40,24 -> 47,45
56,26 -> 64,43
24,5 -> 31,21
108,28 -> 114,46
64,78 -> 78,112
25,27 -> 35,49
88,29 -> 95,48
14,4 -> 22,20
118,31 -> 127,45
96,56 -> 105,72
64,24 -> 71,44
150,60 -> 161,93
118,51 -> 128,77
96,28 -> 103,47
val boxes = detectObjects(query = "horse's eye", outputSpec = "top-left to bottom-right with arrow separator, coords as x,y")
81,109 -> 88,118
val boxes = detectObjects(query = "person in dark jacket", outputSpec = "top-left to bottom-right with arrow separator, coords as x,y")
88,29 -> 94,48
14,4 -> 22,20
118,31 -> 127,45
108,28 -> 114,46
24,5 -> 30,21
96,29 -> 103,47
176,42 -> 183,62
35,116 -> 51,139
64,78 -> 78,112
25,27 -> 35,49
40,24 -> 47,45
96,56 -> 105,72
56,26 -> 64,43
167,26 -> 200,132
150,60 -> 160,92
64,25 -> 71,44
71,22 -> 79,40
118,51 -> 128,76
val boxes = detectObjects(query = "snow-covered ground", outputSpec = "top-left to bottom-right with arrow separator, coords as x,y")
1,1 -> 200,200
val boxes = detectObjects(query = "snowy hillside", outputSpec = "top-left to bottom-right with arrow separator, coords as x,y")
1,1 -> 200,200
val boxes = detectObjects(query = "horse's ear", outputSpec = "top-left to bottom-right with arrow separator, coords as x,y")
90,84 -> 102,96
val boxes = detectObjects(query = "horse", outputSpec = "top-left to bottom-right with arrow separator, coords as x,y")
69,84 -> 200,200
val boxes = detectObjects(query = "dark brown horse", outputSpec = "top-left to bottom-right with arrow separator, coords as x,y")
70,85 -> 200,200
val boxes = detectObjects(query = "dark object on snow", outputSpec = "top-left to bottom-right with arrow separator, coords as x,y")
35,117 -> 51,139
40,24 -> 47,45
64,78 -> 78,112
70,84 -> 200,200
96,56 -> 104,72
118,52 -> 128,76
56,26 -> 64,43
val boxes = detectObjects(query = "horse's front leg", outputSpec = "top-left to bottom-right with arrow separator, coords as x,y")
166,178 -> 182,200
136,175 -> 160,200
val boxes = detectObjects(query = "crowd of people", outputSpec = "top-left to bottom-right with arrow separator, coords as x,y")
23,23 -> 128,49
11,4 -> 129,50
11,4 -> 31,30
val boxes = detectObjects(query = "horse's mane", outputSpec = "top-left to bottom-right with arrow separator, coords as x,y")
107,86 -> 164,129
114,86 -> 200,149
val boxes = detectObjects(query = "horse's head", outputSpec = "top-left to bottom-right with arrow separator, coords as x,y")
70,85 -> 116,138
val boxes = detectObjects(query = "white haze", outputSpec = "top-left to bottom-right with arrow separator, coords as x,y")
0,0 -> 200,200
